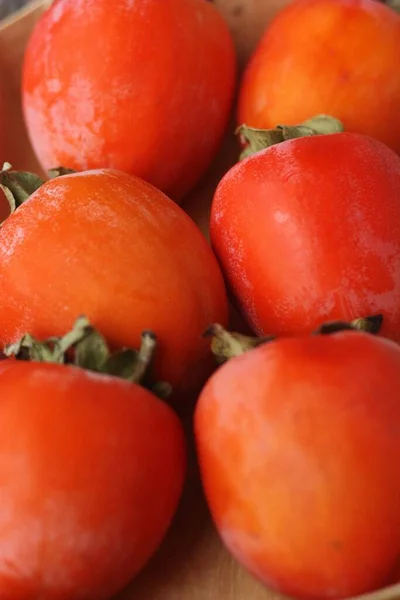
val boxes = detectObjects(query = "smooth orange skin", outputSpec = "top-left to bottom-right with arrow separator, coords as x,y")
21,0 -> 236,202
238,0 -> 400,154
210,132 -> 400,341
0,360 -> 186,599
195,332 -> 400,599
0,169 -> 228,391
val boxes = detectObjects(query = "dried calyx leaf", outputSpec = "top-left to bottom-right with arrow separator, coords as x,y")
48,166 -> 76,179
0,163 -> 77,219
382,0 -> 400,12
237,114 -> 344,160
203,324 -> 274,364
4,316 -> 171,399
0,162 -> 44,216
314,314 -> 383,336
205,314 -> 384,363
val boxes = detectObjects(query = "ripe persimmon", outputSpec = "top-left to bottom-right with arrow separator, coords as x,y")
238,0 -> 400,154
195,326 -> 400,599
210,129 -> 400,341
22,0 -> 236,201
0,168 -> 228,392
0,349 -> 185,599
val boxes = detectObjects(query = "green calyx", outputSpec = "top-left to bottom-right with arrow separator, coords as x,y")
4,315 -> 171,399
204,324 -> 274,364
314,314 -> 383,335
237,115 -> 344,160
205,314 -> 383,364
48,166 -> 76,179
0,162 -> 44,215
0,163 -> 76,221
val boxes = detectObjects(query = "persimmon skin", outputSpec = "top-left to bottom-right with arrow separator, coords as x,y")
0,360 -> 186,599
195,331 -> 400,599
238,0 -> 400,154
210,132 -> 400,341
0,169 -> 228,391
21,0 -> 236,202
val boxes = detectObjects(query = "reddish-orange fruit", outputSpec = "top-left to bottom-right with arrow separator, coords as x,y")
0,168 -> 228,391
210,131 -> 400,341
22,0 -> 236,201
195,329 -> 400,599
238,0 -> 400,154
0,358 -> 185,599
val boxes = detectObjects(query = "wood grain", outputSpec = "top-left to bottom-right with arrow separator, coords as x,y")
1,2 -> 400,600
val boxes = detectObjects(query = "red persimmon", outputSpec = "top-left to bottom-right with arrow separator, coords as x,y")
195,328 -> 400,599
210,131 -> 400,341
0,358 -> 185,599
22,0 -> 236,201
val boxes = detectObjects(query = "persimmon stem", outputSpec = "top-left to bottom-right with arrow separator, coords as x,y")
0,162 -> 44,217
4,316 -> 171,399
314,314 -> 383,335
204,324 -> 275,363
206,314 -> 384,363
131,331 -> 157,384
237,115 -> 344,160
381,0 -> 400,12
0,163 -> 77,222
48,166 -> 76,178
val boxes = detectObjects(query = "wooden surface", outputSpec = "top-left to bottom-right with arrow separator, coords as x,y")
2,2 -> 400,600
0,0 -> 28,20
